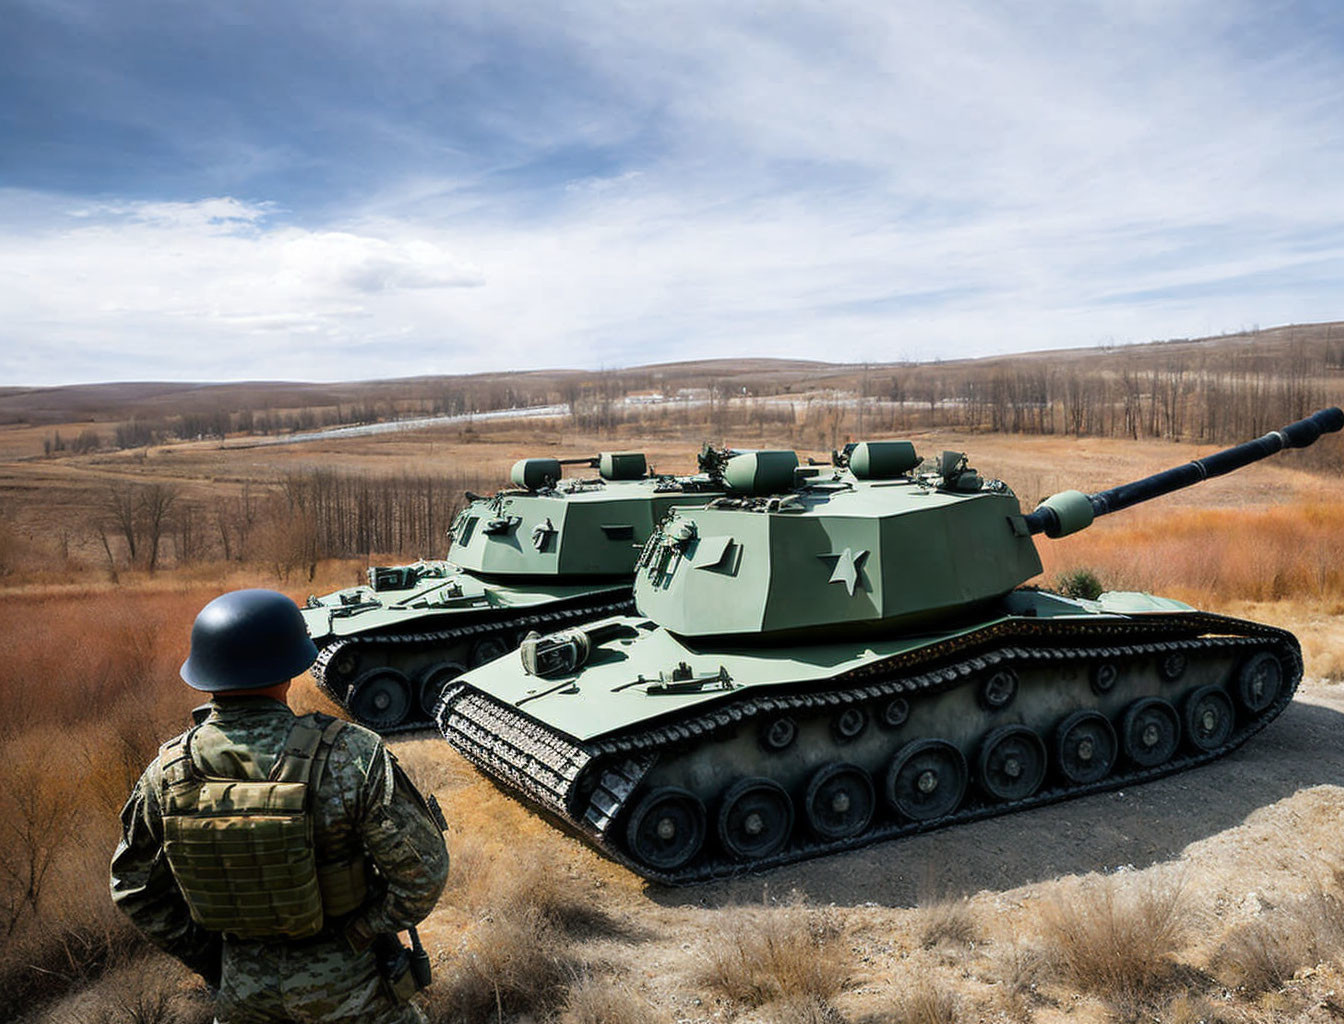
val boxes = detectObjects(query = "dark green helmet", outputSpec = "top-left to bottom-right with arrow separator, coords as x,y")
180,589 -> 318,692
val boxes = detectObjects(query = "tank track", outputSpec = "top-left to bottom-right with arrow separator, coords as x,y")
311,594 -> 635,734
438,611 -> 1301,883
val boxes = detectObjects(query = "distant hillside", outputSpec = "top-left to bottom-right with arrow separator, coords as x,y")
3,321 -> 1341,427
3,322 -> 1341,463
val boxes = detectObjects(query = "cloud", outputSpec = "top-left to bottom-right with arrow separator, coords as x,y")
2,1 -> 1344,384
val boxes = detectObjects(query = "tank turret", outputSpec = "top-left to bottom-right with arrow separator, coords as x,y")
634,408 -> 1344,640
438,411 -> 1342,882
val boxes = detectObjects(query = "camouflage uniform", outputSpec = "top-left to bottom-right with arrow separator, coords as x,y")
111,696 -> 449,1024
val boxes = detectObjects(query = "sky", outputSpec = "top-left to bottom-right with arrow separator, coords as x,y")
2,1 -> 1343,387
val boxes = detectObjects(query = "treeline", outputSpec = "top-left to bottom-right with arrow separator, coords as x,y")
90,468 -> 492,580
42,381 -> 552,455
269,467 -> 490,577
563,336 -> 1340,462
898,349 -> 1330,444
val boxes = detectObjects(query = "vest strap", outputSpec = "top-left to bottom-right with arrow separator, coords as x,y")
271,722 -> 324,784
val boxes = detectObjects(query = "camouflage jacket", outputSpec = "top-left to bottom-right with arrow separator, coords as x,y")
110,697 -> 449,977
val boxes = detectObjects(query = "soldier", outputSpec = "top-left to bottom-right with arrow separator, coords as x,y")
110,589 -> 449,1023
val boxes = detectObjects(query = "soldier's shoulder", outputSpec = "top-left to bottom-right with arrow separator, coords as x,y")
136,724 -> 193,797
300,712 -> 384,777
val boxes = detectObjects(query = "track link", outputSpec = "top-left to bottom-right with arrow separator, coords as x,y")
438,611 -> 1301,883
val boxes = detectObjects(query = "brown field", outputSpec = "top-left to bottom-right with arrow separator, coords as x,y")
3,340 -> 1344,1024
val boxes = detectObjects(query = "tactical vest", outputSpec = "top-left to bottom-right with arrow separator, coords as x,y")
160,716 -> 368,940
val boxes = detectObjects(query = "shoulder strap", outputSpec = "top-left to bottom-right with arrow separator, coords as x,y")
270,716 -> 347,786
270,720 -> 325,784
310,718 -> 347,794
159,727 -> 203,811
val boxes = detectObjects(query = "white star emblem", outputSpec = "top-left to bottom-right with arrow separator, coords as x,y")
818,548 -> 869,596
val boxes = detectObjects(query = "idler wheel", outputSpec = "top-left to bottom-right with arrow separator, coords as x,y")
716,777 -> 794,860
759,715 -> 798,752
330,648 -> 360,683
885,739 -> 967,822
980,669 -> 1019,710
1184,685 -> 1234,751
625,787 -> 706,871
802,763 -> 875,840
832,707 -> 867,742
1159,652 -> 1188,682
1121,697 -> 1180,768
348,669 -> 412,730
1236,652 -> 1284,714
880,697 -> 910,728
1054,711 -> 1117,785
977,725 -> 1047,801
470,635 -> 511,668
418,661 -> 465,718
1090,661 -> 1119,696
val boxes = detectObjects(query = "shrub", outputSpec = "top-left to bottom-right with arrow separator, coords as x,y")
700,902 -> 847,1010
423,903 -> 574,1024
1035,873 -> 1190,1015
857,980 -> 959,1024
916,896 -> 978,949
1212,883 -> 1344,993
557,972 -> 668,1024
1055,567 -> 1104,600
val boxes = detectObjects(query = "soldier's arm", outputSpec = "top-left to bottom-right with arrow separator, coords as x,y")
344,744 -> 449,949
109,764 -> 222,983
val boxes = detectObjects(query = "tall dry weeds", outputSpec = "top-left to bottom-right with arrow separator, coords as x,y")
700,901 -> 848,1011
0,587 -> 223,1020
1212,869 -> 1344,994
916,897 -> 978,950
1040,502 -> 1344,611
1034,872 -> 1191,1016
856,981 -> 960,1024
423,902 -> 576,1024
556,972 -> 669,1024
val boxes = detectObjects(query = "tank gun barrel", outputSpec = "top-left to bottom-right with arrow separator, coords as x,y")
1024,406 -> 1344,538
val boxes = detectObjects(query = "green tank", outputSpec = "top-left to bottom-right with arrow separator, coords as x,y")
302,451 -> 725,732
436,410 -> 1343,882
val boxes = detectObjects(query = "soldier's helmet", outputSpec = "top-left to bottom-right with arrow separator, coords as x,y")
180,589 -> 319,692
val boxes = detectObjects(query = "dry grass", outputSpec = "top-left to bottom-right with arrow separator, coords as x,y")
915,897 -> 978,950
36,960 -> 213,1024
1034,872 -> 1192,1016
423,902 -> 577,1024
773,995 -> 851,1024
0,589 -> 218,1020
439,826 -> 624,939
556,972 -> 670,1024
856,982 -> 960,1024
987,943 -> 1048,1022
1041,502 -> 1344,609
700,901 -> 849,1011
1160,993 -> 1237,1024
422,827 -> 632,1024
1211,869 -> 1344,994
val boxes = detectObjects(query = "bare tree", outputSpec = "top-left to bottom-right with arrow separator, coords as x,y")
101,483 -> 138,563
138,483 -> 179,572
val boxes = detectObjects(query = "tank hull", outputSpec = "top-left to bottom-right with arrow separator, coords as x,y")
306,576 -> 634,734
437,594 -> 1300,883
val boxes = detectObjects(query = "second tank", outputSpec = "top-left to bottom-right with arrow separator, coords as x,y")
303,450 -> 725,732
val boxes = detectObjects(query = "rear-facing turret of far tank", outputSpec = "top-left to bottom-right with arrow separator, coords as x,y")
436,410 -> 1343,882
302,450 -> 725,732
